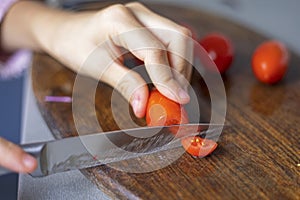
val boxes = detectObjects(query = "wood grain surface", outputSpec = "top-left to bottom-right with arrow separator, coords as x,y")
31,2 -> 300,200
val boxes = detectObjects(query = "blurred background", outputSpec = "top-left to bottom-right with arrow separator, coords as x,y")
0,76 -> 24,199
0,0 -> 299,199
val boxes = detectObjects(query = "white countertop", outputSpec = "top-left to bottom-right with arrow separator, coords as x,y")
18,0 -> 300,199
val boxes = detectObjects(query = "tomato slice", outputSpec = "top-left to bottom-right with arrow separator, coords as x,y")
181,136 -> 218,157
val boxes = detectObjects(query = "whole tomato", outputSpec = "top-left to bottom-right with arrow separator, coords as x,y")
146,89 -> 189,127
199,33 -> 234,74
252,40 -> 289,84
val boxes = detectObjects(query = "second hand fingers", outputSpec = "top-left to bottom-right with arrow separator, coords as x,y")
168,52 -> 193,91
87,46 -> 149,118
125,2 -> 194,90
103,61 -> 149,118
0,137 -> 37,173
103,9 -> 189,104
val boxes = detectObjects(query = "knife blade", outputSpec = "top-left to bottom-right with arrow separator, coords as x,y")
0,123 -> 223,177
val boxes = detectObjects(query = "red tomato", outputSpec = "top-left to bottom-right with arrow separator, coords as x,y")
199,33 -> 234,74
181,136 -> 218,157
252,40 -> 289,84
146,89 -> 189,127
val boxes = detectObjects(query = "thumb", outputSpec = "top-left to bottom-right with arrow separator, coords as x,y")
0,137 -> 37,173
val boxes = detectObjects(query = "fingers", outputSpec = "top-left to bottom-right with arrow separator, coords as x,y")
102,61 -> 149,118
82,44 -> 148,118
166,38 -> 193,91
99,4 -> 190,104
167,51 -> 193,92
0,137 -> 37,173
74,3 -> 193,118
125,2 -> 194,89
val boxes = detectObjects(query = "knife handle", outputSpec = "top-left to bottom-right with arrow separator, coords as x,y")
0,142 -> 46,177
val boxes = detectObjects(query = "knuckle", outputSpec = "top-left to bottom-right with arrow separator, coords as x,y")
174,65 -> 186,75
145,49 -> 168,62
151,68 -> 173,86
161,75 -> 174,86
172,57 -> 190,72
157,76 -> 177,91
116,81 -> 131,100
116,71 -> 144,100
101,4 -> 129,19
125,2 -> 145,9
178,26 -> 192,37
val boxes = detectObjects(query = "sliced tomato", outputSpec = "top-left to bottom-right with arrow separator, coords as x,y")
181,136 -> 218,157
146,89 -> 189,127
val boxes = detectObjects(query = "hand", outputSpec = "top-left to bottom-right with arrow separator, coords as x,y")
2,2 -> 193,118
0,137 -> 37,173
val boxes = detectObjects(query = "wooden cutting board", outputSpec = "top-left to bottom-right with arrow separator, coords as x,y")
31,2 -> 300,199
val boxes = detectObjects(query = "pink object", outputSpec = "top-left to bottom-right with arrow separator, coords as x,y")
0,0 -> 16,20
0,0 -> 32,79
45,96 -> 72,103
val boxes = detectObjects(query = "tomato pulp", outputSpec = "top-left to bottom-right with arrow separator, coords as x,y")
181,136 -> 218,157
146,89 -> 189,127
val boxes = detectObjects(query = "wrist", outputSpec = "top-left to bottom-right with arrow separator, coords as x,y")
1,1 -> 74,53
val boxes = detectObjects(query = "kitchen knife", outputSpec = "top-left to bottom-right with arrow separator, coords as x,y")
0,123 -> 223,177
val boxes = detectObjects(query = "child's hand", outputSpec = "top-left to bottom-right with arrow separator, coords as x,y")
0,137 -> 37,174
2,2 -> 193,118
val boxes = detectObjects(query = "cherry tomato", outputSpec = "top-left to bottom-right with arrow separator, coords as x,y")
181,136 -> 218,157
199,33 -> 234,74
252,40 -> 289,84
146,89 -> 189,127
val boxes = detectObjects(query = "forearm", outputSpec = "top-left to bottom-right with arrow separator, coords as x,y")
1,0 -> 73,52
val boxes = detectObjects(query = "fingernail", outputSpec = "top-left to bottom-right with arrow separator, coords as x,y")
23,154 -> 36,170
131,97 -> 141,116
178,88 -> 190,101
